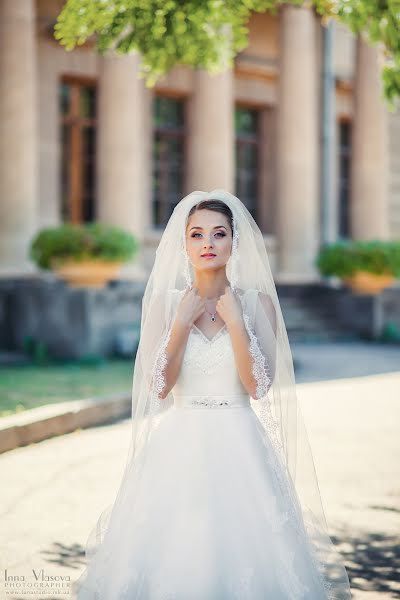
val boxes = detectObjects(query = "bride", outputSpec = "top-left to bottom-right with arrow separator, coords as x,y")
74,190 -> 352,599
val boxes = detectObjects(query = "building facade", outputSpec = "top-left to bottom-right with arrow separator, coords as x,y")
0,0 -> 398,283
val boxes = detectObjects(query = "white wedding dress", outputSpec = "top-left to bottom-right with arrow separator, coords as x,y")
76,319 -> 332,599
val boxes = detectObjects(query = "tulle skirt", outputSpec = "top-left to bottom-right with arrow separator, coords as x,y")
75,405 -> 332,599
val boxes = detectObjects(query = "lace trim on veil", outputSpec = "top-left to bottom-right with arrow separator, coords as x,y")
148,327 -> 173,415
239,293 -> 336,600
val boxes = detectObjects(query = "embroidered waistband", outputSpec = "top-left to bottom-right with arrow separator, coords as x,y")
173,393 -> 251,409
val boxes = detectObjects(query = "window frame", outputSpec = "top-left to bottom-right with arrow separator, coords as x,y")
234,103 -> 262,224
337,117 -> 352,239
152,92 -> 188,228
60,75 -> 97,224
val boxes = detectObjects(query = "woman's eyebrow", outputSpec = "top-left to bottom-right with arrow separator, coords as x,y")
189,225 -> 227,231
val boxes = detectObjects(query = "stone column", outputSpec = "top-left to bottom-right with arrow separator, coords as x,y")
187,67 -> 234,192
276,5 -> 319,282
350,37 -> 389,239
97,52 -> 152,239
0,0 -> 37,274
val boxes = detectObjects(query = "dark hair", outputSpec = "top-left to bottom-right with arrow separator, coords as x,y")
187,199 -> 233,236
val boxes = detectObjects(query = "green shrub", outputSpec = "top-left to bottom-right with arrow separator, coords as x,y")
22,336 -> 50,365
316,240 -> 400,278
380,322 -> 400,343
30,223 -> 139,270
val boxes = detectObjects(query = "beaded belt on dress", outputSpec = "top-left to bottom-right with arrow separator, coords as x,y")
173,393 -> 251,409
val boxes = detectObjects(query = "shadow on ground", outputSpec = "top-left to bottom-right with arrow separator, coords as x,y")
333,526 -> 400,597
40,541 -> 85,570
36,529 -> 400,598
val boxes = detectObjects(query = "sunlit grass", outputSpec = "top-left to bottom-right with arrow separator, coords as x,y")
0,358 -> 134,417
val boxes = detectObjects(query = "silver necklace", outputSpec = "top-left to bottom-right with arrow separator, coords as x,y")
202,286 -> 230,321
204,298 -> 219,322
205,307 -> 217,322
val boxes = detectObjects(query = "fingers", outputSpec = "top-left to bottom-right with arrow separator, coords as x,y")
185,284 -> 195,295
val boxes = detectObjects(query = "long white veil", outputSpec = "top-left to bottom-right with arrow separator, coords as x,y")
74,190 -> 351,599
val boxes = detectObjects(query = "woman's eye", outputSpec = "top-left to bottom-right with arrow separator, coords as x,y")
191,232 -> 225,238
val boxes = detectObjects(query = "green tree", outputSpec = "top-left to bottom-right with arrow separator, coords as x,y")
55,0 -> 400,106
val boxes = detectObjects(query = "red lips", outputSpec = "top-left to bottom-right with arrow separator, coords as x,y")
201,253 -> 216,257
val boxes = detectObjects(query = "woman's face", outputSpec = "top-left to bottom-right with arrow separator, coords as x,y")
185,209 -> 232,272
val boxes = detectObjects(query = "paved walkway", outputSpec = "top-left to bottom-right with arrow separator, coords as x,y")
292,339 -> 400,383
294,340 -> 400,599
0,341 -> 399,600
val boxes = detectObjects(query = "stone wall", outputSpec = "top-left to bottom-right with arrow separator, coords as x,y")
1,279 -> 399,361
0,277 -> 145,359
337,287 -> 400,340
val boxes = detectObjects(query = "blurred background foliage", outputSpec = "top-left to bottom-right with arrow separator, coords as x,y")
55,0 -> 400,105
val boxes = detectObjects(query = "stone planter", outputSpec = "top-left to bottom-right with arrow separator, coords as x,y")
343,271 -> 394,295
51,258 -> 124,288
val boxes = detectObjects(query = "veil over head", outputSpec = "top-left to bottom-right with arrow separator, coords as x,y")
77,190 -> 351,599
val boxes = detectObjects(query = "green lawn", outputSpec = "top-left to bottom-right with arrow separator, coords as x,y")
0,359 -> 134,417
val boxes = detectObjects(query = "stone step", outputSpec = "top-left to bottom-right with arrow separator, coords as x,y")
276,286 -> 362,342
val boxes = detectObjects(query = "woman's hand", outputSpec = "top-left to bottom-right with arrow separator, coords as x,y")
175,287 -> 206,328
216,286 -> 243,329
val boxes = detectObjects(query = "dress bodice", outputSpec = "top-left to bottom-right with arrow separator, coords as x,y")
171,322 -> 251,409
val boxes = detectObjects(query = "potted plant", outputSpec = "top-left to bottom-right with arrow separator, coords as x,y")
30,223 -> 139,288
316,240 -> 400,294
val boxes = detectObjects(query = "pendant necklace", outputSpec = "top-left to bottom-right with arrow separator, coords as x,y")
206,308 -> 217,322
202,286 -> 231,322
204,299 -> 217,322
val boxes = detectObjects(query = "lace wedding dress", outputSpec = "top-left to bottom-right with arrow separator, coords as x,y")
76,290 -> 332,599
